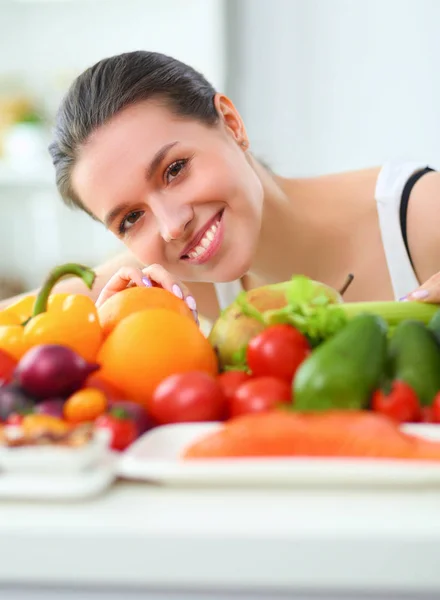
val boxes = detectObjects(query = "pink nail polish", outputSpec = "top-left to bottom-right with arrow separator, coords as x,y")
172,284 -> 183,299
142,276 -> 152,287
411,289 -> 429,300
186,295 -> 197,311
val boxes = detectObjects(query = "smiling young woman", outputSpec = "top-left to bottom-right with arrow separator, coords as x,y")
5,50 -> 440,324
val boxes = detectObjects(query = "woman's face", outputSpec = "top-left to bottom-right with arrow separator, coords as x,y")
72,96 -> 264,283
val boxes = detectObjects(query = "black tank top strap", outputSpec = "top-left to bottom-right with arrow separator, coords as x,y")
400,166 -> 436,268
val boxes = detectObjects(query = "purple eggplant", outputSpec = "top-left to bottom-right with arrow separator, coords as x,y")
14,344 -> 99,399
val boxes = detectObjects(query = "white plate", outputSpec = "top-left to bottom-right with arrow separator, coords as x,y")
117,422 -> 440,488
0,455 -> 117,501
0,428 -> 111,474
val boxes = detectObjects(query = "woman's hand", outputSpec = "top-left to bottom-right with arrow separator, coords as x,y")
95,263 -> 199,323
402,272 -> 440,303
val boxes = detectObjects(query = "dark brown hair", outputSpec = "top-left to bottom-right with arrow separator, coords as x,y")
48,50 -> 218,215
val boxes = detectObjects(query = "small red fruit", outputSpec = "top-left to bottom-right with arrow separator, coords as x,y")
371,381 -> 420,423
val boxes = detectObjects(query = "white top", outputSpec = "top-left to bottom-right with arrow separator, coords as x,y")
214,160 -> 432,310
1,482 -> 440,595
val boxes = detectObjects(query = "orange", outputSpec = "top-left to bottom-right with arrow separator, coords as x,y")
97,308 -> 218,409
98,286 -> 194,337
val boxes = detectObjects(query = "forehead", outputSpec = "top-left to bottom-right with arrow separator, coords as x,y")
71,102 -> 209,219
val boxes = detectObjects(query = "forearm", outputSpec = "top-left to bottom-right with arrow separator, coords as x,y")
0,251 -> 143,310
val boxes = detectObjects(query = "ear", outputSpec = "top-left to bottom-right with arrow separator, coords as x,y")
214,93 -> 249,148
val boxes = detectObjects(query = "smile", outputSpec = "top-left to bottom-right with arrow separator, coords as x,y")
181,211 -> 224,266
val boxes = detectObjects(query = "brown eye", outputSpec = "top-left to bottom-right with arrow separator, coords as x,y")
118,210 -> 143,235
165,159 -> 188,183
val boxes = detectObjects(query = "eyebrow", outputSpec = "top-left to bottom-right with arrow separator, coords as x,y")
103,141 -> 179,228
146,141 -> 179,181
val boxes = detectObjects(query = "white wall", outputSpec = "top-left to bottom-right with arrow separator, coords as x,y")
0,0 -> 226,289
0,0 -> 225,114
228,0 -> 440,175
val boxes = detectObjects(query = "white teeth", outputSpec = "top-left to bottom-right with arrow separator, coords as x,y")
186,218 -> 221,260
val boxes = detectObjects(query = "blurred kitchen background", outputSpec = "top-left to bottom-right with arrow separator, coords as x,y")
0,0 -> 439,298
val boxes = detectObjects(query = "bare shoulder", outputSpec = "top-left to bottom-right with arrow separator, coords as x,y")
312,166 -> 381,188
407,170 -> 440,282
296,166 -> 382,207
185,281 -> 220,322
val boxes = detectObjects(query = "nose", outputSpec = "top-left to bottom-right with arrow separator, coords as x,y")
150,195 -> 194,243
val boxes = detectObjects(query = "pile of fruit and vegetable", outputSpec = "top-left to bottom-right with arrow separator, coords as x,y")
3,263 -> 440,462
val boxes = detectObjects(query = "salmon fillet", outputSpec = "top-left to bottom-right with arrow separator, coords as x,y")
183,410 -> 440,461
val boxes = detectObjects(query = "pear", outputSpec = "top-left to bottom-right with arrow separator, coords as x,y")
209,279 -> 343,370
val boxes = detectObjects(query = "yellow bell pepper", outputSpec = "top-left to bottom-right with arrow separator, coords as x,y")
3,295 -> 36,323
0,264 -> 103,362
0,324 -> 27,360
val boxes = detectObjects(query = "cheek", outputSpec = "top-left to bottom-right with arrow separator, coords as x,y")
197,162 -> 259,212
224,154 -> 264,214
122,224 -> 165,266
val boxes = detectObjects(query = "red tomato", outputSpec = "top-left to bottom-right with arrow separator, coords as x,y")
218,371 -> 252,402
431,393 -> 440,423
0,349 -> 17,386
150,371 -> 227,425
230,376 -> 292,418
371,381 -> 420,423
247,324 -> 310,382
95,409 -> 138,451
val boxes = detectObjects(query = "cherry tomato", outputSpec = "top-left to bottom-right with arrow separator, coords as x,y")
218,371 -> 252,402
95,409 -> 138,451
0,348 -> 17,386
371,380 -> 420,423
150,371 -> 227,425
430,393 -> 440,423
247,324 -> 310,382
230,376 -> 292,418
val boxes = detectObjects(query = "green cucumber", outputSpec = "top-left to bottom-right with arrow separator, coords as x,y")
293,314 -> 388,411
388,320 -> 440,406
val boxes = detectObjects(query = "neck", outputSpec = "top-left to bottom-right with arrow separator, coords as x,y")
247,158 -> 314,282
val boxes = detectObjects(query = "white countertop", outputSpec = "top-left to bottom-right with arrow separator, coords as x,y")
0,481 -> 439,597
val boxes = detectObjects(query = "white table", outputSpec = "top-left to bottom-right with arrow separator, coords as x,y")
0,481 -> 439,599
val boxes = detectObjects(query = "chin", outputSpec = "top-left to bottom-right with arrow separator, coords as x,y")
212,229 -> 258,282
210,251 -> 253,283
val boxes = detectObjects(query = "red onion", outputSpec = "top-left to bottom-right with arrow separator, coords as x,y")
15,344 -> 99,399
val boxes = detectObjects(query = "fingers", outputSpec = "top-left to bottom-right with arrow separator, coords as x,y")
95,263 -> 199,324
401,272 -> 440,304
142,264 -> 199,324
96,266 -> 147,308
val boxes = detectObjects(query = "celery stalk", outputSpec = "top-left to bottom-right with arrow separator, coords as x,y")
337,301 -> 438,327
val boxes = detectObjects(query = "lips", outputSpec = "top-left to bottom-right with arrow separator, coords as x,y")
180,211 -> 223,259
